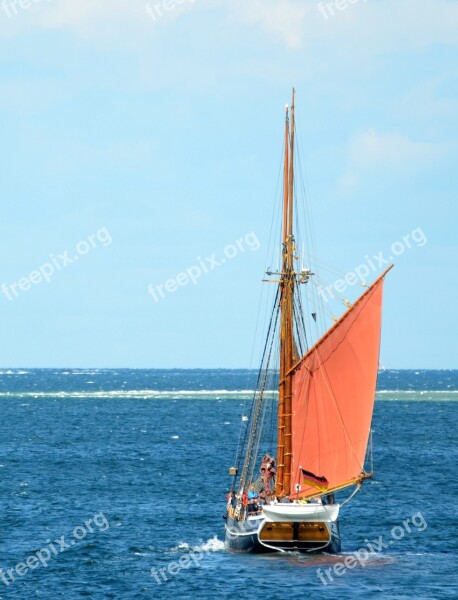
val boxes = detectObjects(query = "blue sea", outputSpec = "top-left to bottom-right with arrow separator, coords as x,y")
0,369 -> 456,599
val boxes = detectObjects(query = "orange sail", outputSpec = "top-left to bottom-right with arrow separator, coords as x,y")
289,266 -> 392,498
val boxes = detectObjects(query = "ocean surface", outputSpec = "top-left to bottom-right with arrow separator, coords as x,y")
0,369 -> 456,599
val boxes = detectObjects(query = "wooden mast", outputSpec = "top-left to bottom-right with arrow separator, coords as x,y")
277,89 -> 295,497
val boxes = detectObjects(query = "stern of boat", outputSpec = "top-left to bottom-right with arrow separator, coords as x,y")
258,519 -> 340,553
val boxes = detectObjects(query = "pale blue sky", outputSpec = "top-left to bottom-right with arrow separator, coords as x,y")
0,0 -> 456,368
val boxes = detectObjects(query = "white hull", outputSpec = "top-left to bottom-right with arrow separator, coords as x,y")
262,503 -> 340,523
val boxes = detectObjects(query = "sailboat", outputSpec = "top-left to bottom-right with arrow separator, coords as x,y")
224,90 -> 392,553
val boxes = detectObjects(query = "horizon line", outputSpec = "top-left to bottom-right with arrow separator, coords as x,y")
1,367 -> 457,371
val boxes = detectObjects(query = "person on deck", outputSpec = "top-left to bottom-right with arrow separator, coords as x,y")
247,491 -> 260,514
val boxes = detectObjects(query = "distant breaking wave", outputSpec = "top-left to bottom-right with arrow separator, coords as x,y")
0,390 -> 456,401
0,390 -> 265,400
0,370 -> 29,375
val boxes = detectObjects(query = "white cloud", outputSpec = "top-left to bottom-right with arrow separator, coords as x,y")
339,128 -> 450,190
1,0 -> 457,119
394,75 -> 458,122
1,0 -> 457,53
40,0 -> 125,29
0,0 -> 196,41
350,129 -> 443,167
228,0 -> 310,49
225,0 -> 458,54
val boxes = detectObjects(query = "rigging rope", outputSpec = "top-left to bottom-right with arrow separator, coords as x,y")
340,484 -> 362,507
236,289 -> 281,491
